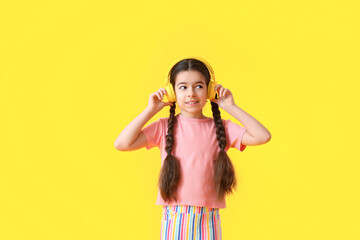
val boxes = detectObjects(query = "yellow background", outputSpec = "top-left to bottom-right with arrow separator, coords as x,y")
1,0 -> 359,239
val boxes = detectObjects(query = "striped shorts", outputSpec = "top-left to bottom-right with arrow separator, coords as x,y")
160,205 -> 222,240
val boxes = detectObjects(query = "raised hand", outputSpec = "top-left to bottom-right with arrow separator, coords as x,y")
147,87 -> 174,113
210,84 -> 235,110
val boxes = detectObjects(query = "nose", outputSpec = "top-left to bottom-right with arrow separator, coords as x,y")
187,87 -> 195,97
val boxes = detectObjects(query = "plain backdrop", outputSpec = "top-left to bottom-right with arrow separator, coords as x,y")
1,0 -> 359,239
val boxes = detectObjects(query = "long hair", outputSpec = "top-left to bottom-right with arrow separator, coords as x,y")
158,58 -> 237,202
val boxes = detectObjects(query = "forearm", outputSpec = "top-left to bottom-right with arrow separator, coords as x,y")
114,107 -> 156,149
223,104 -> 271,141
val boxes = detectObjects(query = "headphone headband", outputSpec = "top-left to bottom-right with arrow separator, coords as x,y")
166,56 -> 215,84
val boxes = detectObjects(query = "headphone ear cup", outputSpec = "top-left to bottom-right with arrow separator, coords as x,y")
207,81 -> 217,100
164,83 -> 176,102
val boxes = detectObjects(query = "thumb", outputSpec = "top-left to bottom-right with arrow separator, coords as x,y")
164,101 -> 174,106
210,99 -> 218,104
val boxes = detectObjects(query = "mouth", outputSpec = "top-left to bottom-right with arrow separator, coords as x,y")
186,101 -> 199,105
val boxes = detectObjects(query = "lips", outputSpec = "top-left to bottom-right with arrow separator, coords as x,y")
186,101 -> 199,105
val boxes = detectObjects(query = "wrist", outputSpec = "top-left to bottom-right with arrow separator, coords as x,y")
223,102 -> 237,112
144,106 -> 157,116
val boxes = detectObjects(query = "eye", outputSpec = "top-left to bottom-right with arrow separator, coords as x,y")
179,86 -> 186,90
196,85 -> 203,88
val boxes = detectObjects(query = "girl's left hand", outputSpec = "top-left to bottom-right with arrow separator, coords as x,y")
210,84 -> 236,109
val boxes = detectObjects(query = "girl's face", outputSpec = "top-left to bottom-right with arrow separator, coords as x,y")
174,70 -> 208,119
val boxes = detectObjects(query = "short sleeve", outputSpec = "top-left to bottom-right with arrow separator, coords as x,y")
141,118 -> 165,150
223,119 -> 247,152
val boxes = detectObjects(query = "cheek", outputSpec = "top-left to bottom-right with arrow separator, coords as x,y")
201,89 -> 208,97
175,92 -> 184,101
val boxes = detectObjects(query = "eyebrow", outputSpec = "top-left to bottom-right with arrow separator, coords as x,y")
177,81 -> 205,86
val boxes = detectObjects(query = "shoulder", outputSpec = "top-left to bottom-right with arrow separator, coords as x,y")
159,117 -> 169,125
221,118 -> 239,124
220,118 -> 232,126
221,119 -> 246,132
151,117 -> 168,124
142,117 -> 168,133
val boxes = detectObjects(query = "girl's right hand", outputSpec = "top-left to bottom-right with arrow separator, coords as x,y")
147,88 -> 174,113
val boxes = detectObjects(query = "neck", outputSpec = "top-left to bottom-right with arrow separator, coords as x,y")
180,112 -> 207,119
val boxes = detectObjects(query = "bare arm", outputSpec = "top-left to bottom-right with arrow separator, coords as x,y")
114,107 -> 156,151
114,87 -> 173,151
224,104 -> 271,145
212,84 -> 271,146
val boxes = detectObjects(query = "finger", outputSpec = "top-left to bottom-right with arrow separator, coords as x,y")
161,88 -> 167,96
224,89 -> 231,96
159,91 -> 164,100
150,92 -> 157,99
163,101 -> 173,106
215,84 -> 222,92
156,92 -> 161,100
220,88 -> 225,98
160,88 -> 167,94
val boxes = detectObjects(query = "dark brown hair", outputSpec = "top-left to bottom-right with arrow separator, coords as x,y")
158,58 -> 237,202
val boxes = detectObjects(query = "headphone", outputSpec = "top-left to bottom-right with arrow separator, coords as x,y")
163,56 -> 218,103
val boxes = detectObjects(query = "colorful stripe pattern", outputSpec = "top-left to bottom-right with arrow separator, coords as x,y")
160,205 -> 222,240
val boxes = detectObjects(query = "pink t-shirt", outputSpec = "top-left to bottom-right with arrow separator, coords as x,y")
141,113 -> 247,209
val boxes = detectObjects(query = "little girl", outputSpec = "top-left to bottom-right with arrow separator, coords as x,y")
114,57 -> 271,240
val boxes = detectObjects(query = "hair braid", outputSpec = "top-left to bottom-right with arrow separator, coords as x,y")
211,101 -> 237,201
165,103 -> 176,154
158,102 -> 180,202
